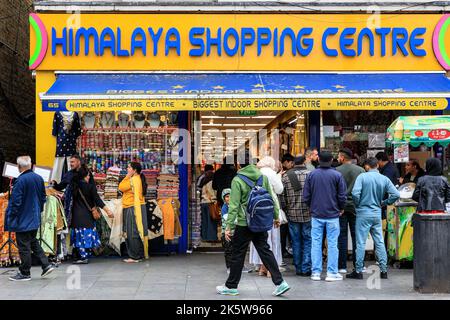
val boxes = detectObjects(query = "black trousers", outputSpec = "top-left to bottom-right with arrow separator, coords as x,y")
222,235 -> 233,269
338,212 -> 357,270
16,230 -> 50,276
226,226 -> 283,289
280,223 -> 290,255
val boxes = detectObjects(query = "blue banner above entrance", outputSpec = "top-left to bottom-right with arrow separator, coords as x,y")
40,72 -> 450,111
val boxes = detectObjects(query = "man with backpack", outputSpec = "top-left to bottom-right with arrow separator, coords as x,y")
216,152 -> 290,297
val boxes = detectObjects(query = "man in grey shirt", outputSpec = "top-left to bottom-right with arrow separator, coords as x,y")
336,148 -> 365,274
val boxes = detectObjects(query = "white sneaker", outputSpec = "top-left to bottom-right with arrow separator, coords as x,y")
325,273 -> 344,282
362,266 -> 368,273
338,269 -> 347,274
311,273 -> 321,281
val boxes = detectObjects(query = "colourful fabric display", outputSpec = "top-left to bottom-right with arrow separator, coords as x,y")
0,194 -> 20,266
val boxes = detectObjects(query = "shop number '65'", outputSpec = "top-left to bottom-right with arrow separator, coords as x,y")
220,304 -> 273,315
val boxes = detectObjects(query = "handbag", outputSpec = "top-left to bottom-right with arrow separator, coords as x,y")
79,189 -> 102,221
208,201 -> 222,221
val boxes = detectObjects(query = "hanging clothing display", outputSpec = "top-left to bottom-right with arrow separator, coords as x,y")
147,200 -> 164,240
52,111 -> 81,157
190,195 -> 202,249
101,112 -> 115,128
82,112 -> 97,129
37,192 -> 68,255
158,197 -> 182,241
51,156 -> 71,183
102,199 -> 124,255
0,194 -> 20,266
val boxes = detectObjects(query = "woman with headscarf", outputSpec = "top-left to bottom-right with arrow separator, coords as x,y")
119,162 -> 149,263
71,165 -> 114,264
249,156 -> 284,277
412,158 -> 450,214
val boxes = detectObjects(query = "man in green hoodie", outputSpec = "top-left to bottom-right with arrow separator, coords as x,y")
216,153 -> 290,297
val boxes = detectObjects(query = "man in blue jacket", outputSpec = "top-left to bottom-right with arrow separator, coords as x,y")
5,156 -> 55,281
347,157 -> 400,280
303,151 -> 347,282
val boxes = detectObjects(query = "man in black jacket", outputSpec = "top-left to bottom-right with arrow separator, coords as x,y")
212,157 -> 237,207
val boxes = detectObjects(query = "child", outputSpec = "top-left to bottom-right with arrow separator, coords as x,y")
221,188 -> 233,273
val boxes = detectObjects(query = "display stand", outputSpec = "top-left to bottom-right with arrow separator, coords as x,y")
0,178 -> 19,265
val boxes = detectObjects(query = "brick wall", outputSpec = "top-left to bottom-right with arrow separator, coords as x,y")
0,0 -> 35,164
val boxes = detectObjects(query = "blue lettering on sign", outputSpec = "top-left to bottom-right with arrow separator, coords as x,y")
340,27 -> 356,57
322,27 -> 339,56
49,26 -> 428,59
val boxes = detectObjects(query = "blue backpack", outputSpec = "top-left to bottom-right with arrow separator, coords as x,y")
237,174 -> 275,233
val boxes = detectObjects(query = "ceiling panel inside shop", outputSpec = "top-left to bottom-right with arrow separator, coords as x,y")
200,110 -> 284,151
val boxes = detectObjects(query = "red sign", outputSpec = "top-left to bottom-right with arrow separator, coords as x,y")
415,130 -> 424,137
428,129 -> 450,140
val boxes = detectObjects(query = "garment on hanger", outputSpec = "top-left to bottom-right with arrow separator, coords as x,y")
117,113 -> 130,128
101,112 -> 115,128
158,198 -> 175,241
101,199 -> 124,255
51,156 -> 71,183
83,112 -> 96,129
147,200 -> 164,240
133,111 -> 147,129
148,112 -> 161,128
37,193 -> 67,255
52,111 -> 81,157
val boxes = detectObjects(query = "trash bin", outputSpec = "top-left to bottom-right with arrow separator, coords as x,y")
413,213 -> 450,293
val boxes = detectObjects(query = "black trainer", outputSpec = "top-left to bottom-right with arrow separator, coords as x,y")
41,264 -> 55,278
296,271 -> 312,277
346,270 -> 363,280
380,272 -> 388,279
9,272 -> 31,282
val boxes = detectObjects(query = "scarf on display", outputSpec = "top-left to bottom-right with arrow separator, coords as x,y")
130,175 -> 149,259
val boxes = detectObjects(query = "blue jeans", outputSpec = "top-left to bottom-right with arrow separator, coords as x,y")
288,221 -> 312,273
311,217 -> 340,275
355,215 -> 388,273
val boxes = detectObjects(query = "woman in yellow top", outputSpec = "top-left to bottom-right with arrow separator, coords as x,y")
119,162 -> 149,263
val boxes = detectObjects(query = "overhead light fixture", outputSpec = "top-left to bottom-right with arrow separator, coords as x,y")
288,118 -> 297,125
202,123 -> 221,127
254,116 -> 277,119
245,124 -> 265,127
202,116 -> 224,119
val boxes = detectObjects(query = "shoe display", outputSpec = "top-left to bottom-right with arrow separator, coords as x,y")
216,285 -> 239,296
272,281 -> 290,296
346,270 -> 363,280
325,273 -> 344,282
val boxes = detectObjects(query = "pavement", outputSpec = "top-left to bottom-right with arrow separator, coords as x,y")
0,252 -> 449,300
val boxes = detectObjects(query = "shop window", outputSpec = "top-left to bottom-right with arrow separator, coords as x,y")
321,110 -> 433,165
